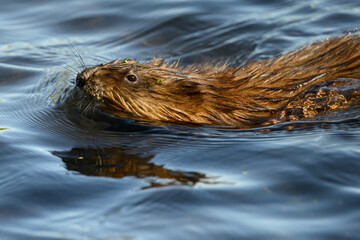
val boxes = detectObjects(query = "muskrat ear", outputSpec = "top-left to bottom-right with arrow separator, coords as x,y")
172,81 -> 201,96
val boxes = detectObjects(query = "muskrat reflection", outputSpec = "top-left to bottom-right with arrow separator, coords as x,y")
54,147 -> 207,188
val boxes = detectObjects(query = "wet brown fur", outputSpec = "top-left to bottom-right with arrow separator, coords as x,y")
77,35 -> 360,127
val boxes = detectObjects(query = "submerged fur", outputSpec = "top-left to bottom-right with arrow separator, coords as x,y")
76,35 -> 360,127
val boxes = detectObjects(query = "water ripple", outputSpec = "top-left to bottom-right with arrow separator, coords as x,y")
1,0 -> 360,239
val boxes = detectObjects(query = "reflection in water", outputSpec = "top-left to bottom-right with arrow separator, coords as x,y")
54,147 -> 207,189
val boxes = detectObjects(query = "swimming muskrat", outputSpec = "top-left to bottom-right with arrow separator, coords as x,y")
76,35 -> 360,128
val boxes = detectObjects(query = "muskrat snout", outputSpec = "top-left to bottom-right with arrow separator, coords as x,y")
76,72 -> 86,88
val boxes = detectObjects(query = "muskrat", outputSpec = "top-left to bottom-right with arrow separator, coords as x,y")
76,35 -> 360,128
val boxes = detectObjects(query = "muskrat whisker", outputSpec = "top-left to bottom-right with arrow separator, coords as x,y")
64,38 -> 87,69
81,99 -> 95,116
59,65 -> 76,75
90,104 -> 97,120
73,46 -> 87,68
57,59 -> 79,74
65,44 -> 82,69
76,99 -> 85,107
71,46 -> 86,69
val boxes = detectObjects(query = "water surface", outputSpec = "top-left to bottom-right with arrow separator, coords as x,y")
1,0 -> 360,239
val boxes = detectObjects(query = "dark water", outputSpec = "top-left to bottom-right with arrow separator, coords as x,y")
1,0 -> 360,239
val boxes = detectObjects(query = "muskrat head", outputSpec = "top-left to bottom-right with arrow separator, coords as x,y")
76,58 -> 208,123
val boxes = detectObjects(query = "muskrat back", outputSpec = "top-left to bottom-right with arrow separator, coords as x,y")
76,35 -> 360,128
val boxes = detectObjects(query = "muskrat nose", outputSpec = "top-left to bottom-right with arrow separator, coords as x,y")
76,73 -> 86,88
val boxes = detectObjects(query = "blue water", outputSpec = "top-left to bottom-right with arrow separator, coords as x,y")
1,0 -> 360,239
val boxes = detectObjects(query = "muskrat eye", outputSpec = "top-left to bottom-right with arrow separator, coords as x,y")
126,75 -> 137,82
